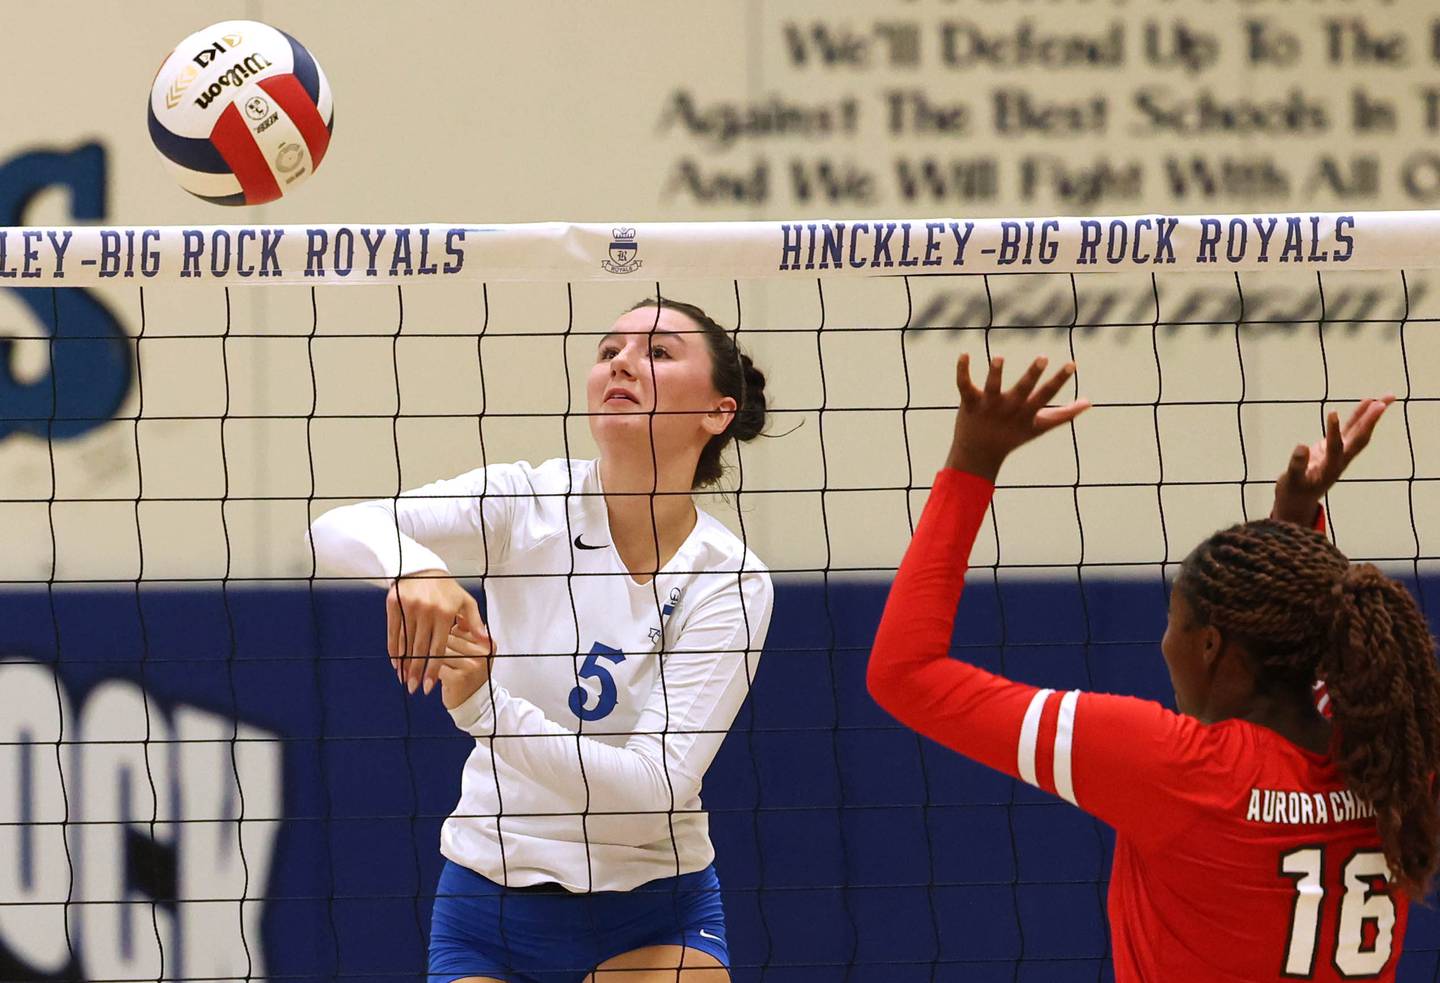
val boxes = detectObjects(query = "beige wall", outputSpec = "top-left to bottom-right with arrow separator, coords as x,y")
1,1 -> 1437,581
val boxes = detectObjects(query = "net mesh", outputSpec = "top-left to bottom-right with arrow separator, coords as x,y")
3,215 -> 1440,981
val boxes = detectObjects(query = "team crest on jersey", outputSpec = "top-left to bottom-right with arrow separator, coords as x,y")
647,587 -> 683,642
602,228 -> 642,275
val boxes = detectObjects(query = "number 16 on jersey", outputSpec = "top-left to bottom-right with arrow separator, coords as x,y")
1281,847 -> 1395,978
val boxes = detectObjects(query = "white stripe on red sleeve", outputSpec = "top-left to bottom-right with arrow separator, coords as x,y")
1018,688 -> 1055,787
1017,688 -> 1083,804
1053,690 -> 1080,806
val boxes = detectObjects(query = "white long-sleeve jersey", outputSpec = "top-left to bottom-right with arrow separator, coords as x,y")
308,457 -> 772,892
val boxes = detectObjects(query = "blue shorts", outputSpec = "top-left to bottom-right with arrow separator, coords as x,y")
427,860 -> 728,983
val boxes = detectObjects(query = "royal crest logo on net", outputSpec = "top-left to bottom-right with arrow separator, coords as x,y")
602,227 -> 642,274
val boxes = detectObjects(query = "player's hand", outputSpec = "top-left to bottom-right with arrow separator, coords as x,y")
386,571 -> 483,695
437,618 -> 494,711
946,354 -> 1090,480
1272,396 -> 1393,526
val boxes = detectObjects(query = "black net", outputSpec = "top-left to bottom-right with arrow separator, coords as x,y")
2,255 -> 1440,981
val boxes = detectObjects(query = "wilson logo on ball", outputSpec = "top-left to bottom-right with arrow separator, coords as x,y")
192,54 -> 275,111
149,19 -> 334,206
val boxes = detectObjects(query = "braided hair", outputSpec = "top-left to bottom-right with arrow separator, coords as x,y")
1177,519 -> 1440,898
626,298 -> 768,489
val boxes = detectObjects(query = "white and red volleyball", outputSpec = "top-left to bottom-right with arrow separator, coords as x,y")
148,21 -> 333,205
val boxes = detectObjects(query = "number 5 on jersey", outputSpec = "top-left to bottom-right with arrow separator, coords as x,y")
1281,847 -> 1395,978
569,642 -> 626,721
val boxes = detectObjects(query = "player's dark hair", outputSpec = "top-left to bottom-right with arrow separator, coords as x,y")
1176,519 -> 1440,899
627,298 -> 768,489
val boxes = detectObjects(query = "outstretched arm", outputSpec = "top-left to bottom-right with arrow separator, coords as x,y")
868,355 -> 1232,842
869,354 -> 1091,786
870,359 -> 1403,842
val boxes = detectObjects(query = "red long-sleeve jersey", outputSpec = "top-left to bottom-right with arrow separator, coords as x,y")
867,469 -> 1407,982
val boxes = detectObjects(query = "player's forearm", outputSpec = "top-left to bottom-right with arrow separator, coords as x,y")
868,469 -> 1049,778
450,684 -> 704,842
307,500 -> 447,583
868,468 -> 993,707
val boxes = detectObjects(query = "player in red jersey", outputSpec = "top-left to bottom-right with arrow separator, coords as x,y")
867,352 -> 1440,981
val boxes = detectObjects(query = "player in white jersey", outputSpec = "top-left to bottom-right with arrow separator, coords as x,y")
309,298 -> 774,983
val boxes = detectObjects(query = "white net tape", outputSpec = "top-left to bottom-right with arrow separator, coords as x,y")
0,211 -> 1432,286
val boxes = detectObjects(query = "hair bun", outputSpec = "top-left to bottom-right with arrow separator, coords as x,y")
731,351 -> 768,443
737,351 -> 771,440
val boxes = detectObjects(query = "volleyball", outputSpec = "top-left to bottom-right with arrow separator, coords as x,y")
147,20 -> 333,206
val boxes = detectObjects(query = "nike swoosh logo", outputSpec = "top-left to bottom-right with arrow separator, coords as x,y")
573,534 -> 608,550
698,929 -> 723,942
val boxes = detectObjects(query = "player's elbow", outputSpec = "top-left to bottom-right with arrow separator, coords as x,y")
632,771 -> 704,823
305,507 -> 347,569
866,644 -> 905,714
306,504 -> 373,577
868,647 -> 935,733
